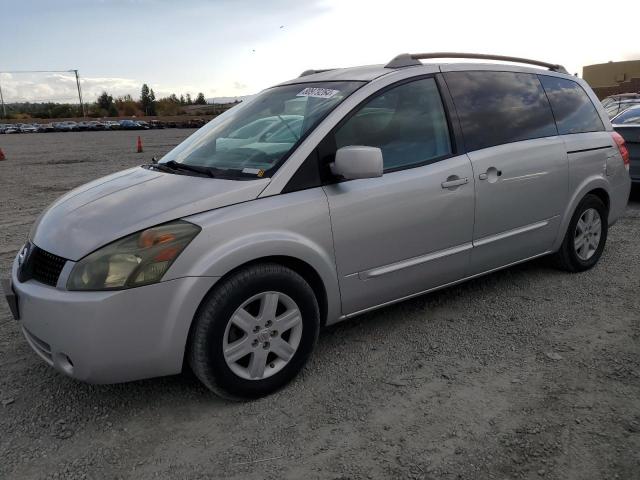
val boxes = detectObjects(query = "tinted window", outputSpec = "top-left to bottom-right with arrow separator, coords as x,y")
444,71 -> 557,151
334,78 -> 451,171
612,107 -> 640,125
539,76 -> 604,134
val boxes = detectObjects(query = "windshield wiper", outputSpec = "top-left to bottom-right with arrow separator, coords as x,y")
144,162 -> 177,174
162,160 -> 218,178
148,160 -> 259,180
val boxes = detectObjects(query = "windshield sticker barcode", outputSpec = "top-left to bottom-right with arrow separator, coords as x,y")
297,87 -> 339,99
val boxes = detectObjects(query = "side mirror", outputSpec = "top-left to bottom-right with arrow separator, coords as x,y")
330,146 -> 383,180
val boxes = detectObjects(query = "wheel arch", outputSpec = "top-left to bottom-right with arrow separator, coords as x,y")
552,177 -> 611,252
181,254 -> 334,372
213,255 -> 329,327
586,187 -> 610,213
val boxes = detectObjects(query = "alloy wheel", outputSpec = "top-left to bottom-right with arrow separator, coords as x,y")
574,208 -> 602,261
222,291 -> 303,380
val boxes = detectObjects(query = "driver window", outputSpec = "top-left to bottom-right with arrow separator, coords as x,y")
334,77 -> 452,171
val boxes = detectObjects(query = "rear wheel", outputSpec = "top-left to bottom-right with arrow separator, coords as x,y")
553,194 -> 608,272
188,263 -> 320,400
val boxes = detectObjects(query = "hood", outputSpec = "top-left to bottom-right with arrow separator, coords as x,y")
31,167 -> 270,260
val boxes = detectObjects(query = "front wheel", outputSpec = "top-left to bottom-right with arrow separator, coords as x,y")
553,194 -> 608,272
188,263 -> 320,400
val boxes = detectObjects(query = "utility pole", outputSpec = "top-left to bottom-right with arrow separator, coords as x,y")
72,69 -> 86,118
0,77 -> 6,119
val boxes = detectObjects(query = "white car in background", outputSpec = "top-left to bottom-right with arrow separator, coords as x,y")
19,124 -> 38,133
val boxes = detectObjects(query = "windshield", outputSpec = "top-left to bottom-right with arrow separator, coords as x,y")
613,107 -> 640,125
159,81 -> 363,178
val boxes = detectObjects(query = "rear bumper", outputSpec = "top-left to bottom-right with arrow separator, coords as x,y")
10,256 -> 217,384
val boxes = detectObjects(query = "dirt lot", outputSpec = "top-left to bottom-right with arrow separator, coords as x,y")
1,130 -> 639,480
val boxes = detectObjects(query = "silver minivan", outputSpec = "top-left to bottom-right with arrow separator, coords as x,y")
2,53 -> 632,399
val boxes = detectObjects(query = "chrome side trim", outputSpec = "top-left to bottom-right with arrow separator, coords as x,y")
473,218 -> 553,247
358,243 -> 472,280
339,250 -> 552,321
502,171 -> 548,182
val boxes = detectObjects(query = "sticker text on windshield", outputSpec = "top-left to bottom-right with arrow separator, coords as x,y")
297,87 -> 340,99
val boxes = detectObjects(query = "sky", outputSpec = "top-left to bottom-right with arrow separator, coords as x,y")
1,0 -> 639,104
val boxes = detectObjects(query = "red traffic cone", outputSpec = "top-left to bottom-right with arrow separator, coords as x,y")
136,136 -> 143,153
0,148 -> 5,161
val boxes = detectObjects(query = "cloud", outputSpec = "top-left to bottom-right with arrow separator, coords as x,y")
0,72 -> 141,103
0,72 -> 218,104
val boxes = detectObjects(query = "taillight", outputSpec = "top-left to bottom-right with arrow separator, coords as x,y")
612,131 -> 630,171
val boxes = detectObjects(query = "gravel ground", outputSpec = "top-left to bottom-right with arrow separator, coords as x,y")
1,130 -> 639,480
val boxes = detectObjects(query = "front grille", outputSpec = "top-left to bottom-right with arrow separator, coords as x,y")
19,243 -> 67,287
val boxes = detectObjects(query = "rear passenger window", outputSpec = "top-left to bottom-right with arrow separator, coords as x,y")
334,78 -> 452,171
538,76 -> 604,134
444,71 -> 557,151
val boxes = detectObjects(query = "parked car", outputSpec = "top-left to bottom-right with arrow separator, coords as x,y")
19,124 -> 38,133
182,118 -> 206,128
36,123 -> 56,133
3,53 -> 631,400
605,99 -> 640,118
104,120 -> 121,130
86,121 -> 106,131
119,119 -> 143,130
136,121 -> 151,129
612,105 -> 640,184
52,121 -> 78,132
1,124 -> 19,134
602,93 -> 640,108
150,120 -> 165,129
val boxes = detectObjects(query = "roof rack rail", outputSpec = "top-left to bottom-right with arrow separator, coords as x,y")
299,68 -> 336,77
385,52 -> 568,74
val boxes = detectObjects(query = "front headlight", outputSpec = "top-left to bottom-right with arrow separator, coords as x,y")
67,221 -> 200,291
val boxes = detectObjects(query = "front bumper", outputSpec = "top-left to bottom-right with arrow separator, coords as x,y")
9,257 -> 217,384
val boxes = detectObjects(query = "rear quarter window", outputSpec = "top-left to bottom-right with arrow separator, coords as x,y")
538,76 -> 604,134
444,71 -> 557,151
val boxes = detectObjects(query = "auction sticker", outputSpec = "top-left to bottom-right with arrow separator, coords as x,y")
297,87 -> 339,99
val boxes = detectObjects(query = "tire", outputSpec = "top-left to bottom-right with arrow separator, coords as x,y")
553,194 -> 608,272
188,263 -> 320,400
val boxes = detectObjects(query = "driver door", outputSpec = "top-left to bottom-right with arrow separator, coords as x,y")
321,77 -> 475,315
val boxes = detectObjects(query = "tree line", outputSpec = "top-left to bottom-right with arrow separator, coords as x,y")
2,84 -> 209,119
96,84 -> 207,117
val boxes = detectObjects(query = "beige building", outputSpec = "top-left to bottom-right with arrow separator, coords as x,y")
582,60 -> 640,99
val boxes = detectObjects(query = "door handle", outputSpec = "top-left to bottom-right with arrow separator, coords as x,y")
441,177 -> 468,189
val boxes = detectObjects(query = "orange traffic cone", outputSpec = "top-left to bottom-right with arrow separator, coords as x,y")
0,148 -> 5,161
136,136 -> 143,153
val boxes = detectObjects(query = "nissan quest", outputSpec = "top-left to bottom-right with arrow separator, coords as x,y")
2,53 -> 632,399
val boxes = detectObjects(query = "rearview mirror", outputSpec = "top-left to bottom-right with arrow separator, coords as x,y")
330,146 -> 383,180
